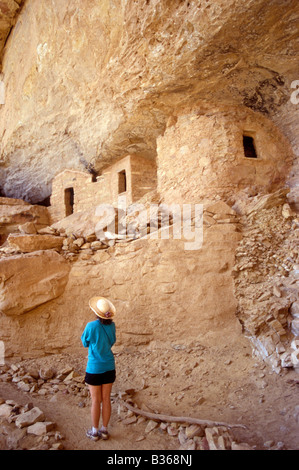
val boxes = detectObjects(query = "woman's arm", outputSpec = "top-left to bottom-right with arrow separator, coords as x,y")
81,324 -> 91,347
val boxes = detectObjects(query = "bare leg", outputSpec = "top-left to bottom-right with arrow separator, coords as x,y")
88,385 -> 102,429
101,382 -> 113,428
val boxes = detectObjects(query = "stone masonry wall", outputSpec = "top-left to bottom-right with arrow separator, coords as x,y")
157,105 -> 293,206
48,170 -> 92,223
49,155 -> 157,224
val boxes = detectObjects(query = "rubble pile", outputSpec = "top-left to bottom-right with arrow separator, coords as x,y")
0,198 -> 235,262
232,189 -> 299,373
0,397 -> 65,450
0,363 -> 87,399
0,202 -> 176,261
0,362 -> 85,449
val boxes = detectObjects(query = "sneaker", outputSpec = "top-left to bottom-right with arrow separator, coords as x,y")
86,428 -> 99,441
98,429 -> 109,440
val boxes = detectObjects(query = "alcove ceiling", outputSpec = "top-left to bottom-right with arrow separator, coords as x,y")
0,0 -> 298,204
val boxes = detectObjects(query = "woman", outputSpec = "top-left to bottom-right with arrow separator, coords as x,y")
81,296 -> 116,441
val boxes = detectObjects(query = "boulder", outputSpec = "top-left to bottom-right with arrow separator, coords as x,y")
0,250 -> 70,316
0,403 -> 13,418
15,407 -> 45,429
7,233 -> 63,252
39,367 -> 56,380
0,198 -> 50,245
27,421 -> 56,435
18,222 -> 38,234
0,199 -> 49,227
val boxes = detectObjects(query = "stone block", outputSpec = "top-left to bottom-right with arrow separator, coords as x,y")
291,349 -> 299,367
291,319 -> 299,337
0,197 -> 29,206
231,442 -> 253,450
0,403 -> 13,418
7,233 -> 63,252
27,421 -> 56,435
0,250 -> 70,316
280,351 -> 293,368
290,301 -> 299,318
18,222 -> 37,234
15,407 -> 45,428
185,424 -> 204,439
0,202 -> 49,227
145,420 -> 159,433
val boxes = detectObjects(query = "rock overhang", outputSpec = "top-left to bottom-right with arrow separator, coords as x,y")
0,0 -> 298,204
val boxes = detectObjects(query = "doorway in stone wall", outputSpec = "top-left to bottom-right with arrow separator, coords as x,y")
118,170 -> 127,194
64,187 -> 74,216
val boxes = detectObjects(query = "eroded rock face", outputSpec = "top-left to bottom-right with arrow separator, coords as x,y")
7,233 -> 64,252
0,0 -> 24,65
0,250 -> 70,316
0,0 -> 298,207
0,196 -> 50,244
0,199 -> 243,357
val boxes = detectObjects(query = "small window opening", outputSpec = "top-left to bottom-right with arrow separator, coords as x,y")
64,187 -> 74,216
243,135 -> 257,158
118,170 -> 127,194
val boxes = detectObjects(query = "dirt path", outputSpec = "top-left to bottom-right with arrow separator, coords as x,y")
0,381 -> 181,451
1,334 -> 299,451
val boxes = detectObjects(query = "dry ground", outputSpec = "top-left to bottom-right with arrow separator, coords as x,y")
0,332 -> 298,452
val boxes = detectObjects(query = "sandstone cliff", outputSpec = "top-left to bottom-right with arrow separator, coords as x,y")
0,0 -> 298,209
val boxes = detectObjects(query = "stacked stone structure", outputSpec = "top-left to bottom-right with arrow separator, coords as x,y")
49,154 -> 157,224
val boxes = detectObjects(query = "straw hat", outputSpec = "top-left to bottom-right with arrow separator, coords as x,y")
89,296 -> 116,319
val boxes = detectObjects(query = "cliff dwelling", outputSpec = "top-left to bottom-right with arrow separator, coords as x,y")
0,0 -> 298,453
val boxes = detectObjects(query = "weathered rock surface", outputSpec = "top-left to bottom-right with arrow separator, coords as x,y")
0,0 -> 297,208
7,233 -> 63,252
0,250 -> 70,316
0,197 -> 50,244
27,421 -> 56,436
0,197 -> 243,357
232,189 -> 299,373
15,407 -> 45,429
0,1 -> 23,64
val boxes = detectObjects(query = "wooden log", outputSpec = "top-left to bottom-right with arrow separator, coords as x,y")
120,400 -> 247,429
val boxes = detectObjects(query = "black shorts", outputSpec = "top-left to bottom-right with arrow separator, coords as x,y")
85,369 -> 116,386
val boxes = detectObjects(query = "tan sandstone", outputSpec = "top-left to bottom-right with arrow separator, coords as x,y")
7,233 -> 64,252
0,250 -> 70,316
